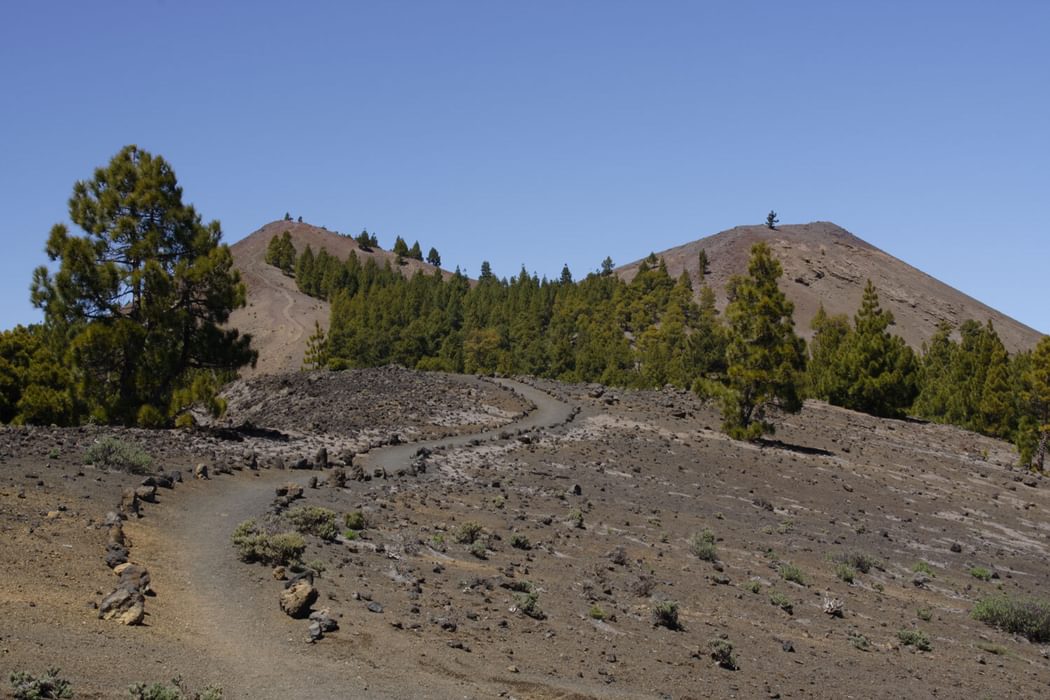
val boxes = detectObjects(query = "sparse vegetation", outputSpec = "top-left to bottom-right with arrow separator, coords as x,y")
835,550 -> 880,574
515,590 -> 545,619
779,563 -> 806,586
912,560 -> 935,577
84,437 -> 153,474
510,533 -> 532,550
917,607 -> 933,622
969,566 -> 993,581
455,520 -> 483,544
709,638 -> 738,670
588,604 -> 607,620
9,668 -> 73,700
344,511 -> 367,531
469,538 -> 488,559
972,595 -> 1050,643
689,529 -> 718,561
770,591 -> 793,614
568,508 -> 585,529
897,628 -> 932,651
848,632 -> 870,651
231,519 -> 305,566
127,678 -> 223,700
745,580 -> 762,594
652,601 -> 681,630
285,506 -> 339,541
835,562 -> 856,584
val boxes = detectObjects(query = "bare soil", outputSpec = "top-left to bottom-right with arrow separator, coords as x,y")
2,368 -> 1049,698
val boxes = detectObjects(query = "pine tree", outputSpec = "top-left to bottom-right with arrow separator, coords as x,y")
355,230 -> 373,251
766,211 -> 779,230
393,236 -> 410,257
409,240 -> 423,260
302,320 -> 330,370
559,264 -> 573,285
697,249 -> 710,281
426,247 -> 441,266
600,256 -> 615,276
834,281 -> 918,417
720,242 -> 805,439
806,305 -> 851,400
1019,336 -> 1050,470
29,145 -> 255,425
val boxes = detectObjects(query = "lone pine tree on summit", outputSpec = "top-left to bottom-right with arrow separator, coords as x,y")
30,145 -> 255,426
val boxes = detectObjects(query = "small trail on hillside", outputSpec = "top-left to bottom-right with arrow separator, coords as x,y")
137,378 -> 574,700
243,254 -> 305,344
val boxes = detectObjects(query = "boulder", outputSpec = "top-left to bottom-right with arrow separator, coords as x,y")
330,469 -> 347,488
275,484 -> 304,500
194,463 -> 209,480
117,564 -> 152,594
134,485 -> 157,503
279,580 -> 318,618
105,543 -> 129,569
315,447 -> 328,470
119,489 -> 140,518
98,587 -> 144,625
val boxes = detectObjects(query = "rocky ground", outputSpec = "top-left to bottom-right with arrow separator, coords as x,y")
2,368 -> 1049,698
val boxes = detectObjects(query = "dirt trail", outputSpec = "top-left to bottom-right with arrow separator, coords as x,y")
137,378 -> 574,700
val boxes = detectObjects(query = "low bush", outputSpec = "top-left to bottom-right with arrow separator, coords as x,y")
969,566 -> 993,581
769,591 -> 793,614
898,628 -> 932,651
510,533 -> 531,550
9,667 -> 73,699
917,607 -> 933,622
588,604 -> 607,620
835,563 -> 856,584
231,519 -> 305,566
516,590 -> 545,619
344,511 -> 366,531
127,679 -> 223,700
912,561 -> 935,577
286,506 -> 339,541
652,601 -> 681,630
972,595 -> 1050,643
835,550 -> 881,574
708,638 -> 738,670
689,529 -> 717,562
84,437 -> 152,474
454,521 -> 483,544
779,563 -> 806,586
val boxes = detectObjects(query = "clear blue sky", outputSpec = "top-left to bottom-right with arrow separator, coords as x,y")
2,1 -> 1047,334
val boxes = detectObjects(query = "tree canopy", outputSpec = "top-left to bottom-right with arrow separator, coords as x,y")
28,145 -> 255,426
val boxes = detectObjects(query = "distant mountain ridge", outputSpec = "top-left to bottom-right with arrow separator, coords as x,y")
227,221 -> 449,375
616,221 -> 1042,354
228,219 -> 1043,376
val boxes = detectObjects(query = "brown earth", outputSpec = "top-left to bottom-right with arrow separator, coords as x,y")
227,221 -> 451,376
2,367 -> 1049,698
617,221 -> 1044,354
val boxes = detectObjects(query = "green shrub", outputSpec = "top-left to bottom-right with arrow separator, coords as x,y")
516,590 -> 545,619
231,519 -> 305,565
708,638 -> 738,670
689,529 -> 718,562
848,632 -> 870,651
745,580 -> 762,594
769,591 -> 793,614
9,668 -> 73,700
510,533 -> 532,550
972,595 -> 1050,643
588,604 -> 607,620
970,566 -> 993,581
912,561 -> 935,577
835,563 -> 856,584
835,551 -> 880,574
469,539 -> 488,559
568,509 -> 584,529
652,601 -> 681,630
976,641 -> 1007,656
897,628 -> 932,651
917,607 -> 933,622
127,679 -> 223,700
455,520 -> 483,544
343,529 -> 359,541
344,511 -> 366,531
286,506 -> 339,541
779,563 -> 806,586
84,437 -> 152,474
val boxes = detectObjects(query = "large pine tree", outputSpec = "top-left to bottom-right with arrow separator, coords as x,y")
720,243 -> 805,440
30,145 -> 255,426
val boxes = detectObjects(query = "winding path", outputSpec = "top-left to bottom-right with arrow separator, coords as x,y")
136,377 -> 574,699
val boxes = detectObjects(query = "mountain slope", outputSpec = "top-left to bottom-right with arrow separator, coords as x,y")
617,221 -> 1042,354
227,221 -> 447,375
